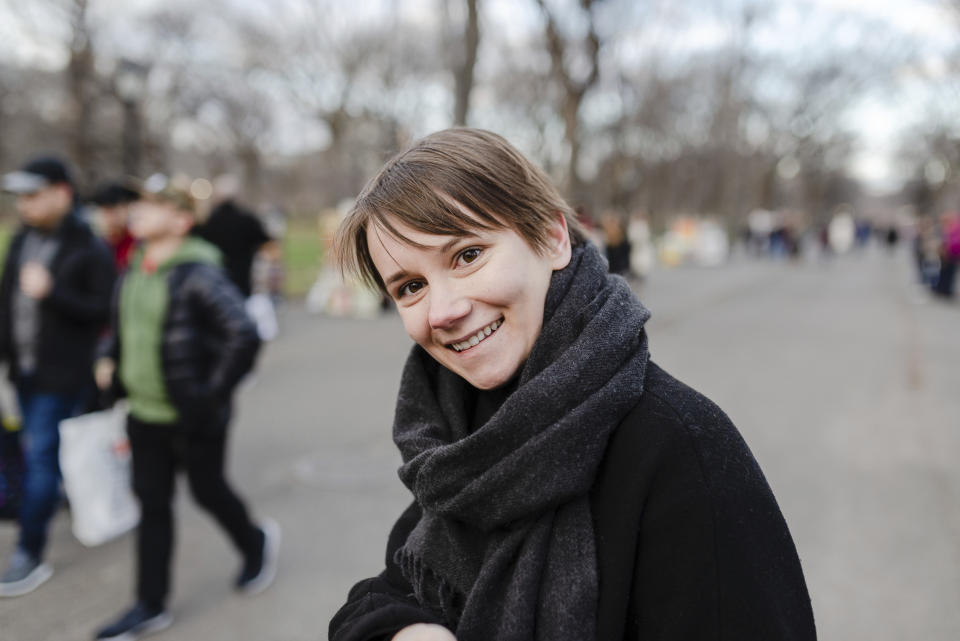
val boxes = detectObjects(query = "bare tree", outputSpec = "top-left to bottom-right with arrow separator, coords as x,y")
451,0 -> 480,126
2,0 -> 105,185
534,0 -> 602,201
64,0 -> 98,185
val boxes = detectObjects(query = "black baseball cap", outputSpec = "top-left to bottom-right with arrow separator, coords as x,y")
89,181 -> 140,207
2,156 -> 74,195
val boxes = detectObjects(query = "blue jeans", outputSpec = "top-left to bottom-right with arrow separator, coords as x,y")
15,380 -> 86,559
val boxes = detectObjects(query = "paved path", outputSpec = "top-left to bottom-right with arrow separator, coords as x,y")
1,245 -> 957,640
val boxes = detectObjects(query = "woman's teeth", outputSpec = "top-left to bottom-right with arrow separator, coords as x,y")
452,319 -> 502,352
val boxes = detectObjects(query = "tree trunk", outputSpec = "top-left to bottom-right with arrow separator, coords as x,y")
535,0 -> 599,203
453,0 -> 479,126
564,90 -> 584,201
240,146 -> 262,205
66,0 -> 96,188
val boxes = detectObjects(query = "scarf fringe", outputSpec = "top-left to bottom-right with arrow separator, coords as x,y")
396,546 -> 464,626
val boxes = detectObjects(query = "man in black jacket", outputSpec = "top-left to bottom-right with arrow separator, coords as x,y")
0,156 -> 116,597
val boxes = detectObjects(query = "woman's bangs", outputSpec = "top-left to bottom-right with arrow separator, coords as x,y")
370,188 -> 502,247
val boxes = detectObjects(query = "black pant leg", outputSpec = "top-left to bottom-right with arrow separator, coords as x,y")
181,427 -> 260,560
128,417 -> 178,609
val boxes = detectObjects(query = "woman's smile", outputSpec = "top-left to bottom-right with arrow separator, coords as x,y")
447,317 -> 503,353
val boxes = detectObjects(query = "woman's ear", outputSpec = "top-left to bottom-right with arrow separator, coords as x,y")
547,211 -> 572,270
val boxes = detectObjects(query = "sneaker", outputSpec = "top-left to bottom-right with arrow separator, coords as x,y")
235,517 -> 280,595
94,602 -> 172,640
0,548 -> 53,597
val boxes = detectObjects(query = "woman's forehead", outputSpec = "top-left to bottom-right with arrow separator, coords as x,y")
368,210 -> 492,249
368,217 -> 477,254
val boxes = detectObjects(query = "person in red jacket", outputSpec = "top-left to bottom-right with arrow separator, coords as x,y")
328,129 -> 816,641
89,181 -> 140,271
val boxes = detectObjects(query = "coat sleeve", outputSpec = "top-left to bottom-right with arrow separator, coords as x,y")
329,501 -> 448,641
623,384 -> 816,641
95,277 -> 127,404
0,232 -> 23,364
44,240 -> 116,324
187,265 -> 261,401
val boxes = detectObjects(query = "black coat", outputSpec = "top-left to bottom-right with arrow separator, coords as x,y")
0,212 -> 115,393
329,362 -> 816,641
101,260 -> 260,428
197,201 -> 270,297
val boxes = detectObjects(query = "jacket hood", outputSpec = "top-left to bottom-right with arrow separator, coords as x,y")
130,236 -> 223,272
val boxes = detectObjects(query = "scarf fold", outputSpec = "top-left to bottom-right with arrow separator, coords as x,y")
392,242 -> 651,641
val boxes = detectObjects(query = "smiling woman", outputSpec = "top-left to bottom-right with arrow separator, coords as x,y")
328,128 -> 816,641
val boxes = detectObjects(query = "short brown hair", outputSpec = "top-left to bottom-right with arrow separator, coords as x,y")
334,128 -> 586,292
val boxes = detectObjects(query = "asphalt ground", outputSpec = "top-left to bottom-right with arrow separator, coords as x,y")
1,243 -> 958,640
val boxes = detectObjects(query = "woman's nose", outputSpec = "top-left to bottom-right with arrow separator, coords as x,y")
427,281 -> 471,330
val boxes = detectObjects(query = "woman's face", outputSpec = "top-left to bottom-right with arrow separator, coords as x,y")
367,212 -> 571,390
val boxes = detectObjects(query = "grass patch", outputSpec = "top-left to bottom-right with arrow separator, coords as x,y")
282,219 -> 327,298
0,225 -> 10,264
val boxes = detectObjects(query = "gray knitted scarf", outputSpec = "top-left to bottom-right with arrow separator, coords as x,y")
391,242 -> 651,641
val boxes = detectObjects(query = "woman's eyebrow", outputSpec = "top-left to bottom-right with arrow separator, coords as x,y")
385,270 -> 410,287
439,236 -> 474,253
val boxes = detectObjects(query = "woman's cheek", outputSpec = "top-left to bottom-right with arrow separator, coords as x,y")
398,306 -> 426,344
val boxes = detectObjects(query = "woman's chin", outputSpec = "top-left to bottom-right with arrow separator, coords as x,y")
457,364 -> 518,390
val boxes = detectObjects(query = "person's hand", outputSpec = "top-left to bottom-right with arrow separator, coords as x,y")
19,262 -> 53,299
94,358 -> 116,391
391,623 -> 457,641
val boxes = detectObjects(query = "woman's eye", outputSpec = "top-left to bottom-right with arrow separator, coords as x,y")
398,281 -> 425,298
457,247 -> 482,265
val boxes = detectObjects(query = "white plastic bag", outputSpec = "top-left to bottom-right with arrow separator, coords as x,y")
245,293 -> 279,341
59,404 -> 139,546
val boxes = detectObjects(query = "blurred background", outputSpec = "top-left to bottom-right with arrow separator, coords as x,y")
0,1 -> 958,640
0,0 -> 957,284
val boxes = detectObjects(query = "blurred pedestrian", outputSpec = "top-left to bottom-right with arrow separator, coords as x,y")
328,129 -> 816,641
913,216 -> 939,287
0,156 -> 115,597
197,174 -> 271,298
93,174 -> 278,640
627,210 -> 654,281
884,226 -> 899,252
932,211 -> 960,299
601,211 -> 630,275
89,181 -> 140,271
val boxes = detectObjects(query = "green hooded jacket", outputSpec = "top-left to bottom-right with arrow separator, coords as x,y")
119,237 -> 222,424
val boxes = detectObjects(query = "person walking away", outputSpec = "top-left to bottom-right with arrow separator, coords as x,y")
600,211 -> 631,275
0,156 -> 115,596
197,174 -> 271,298
89,181 -> 140,271
932,211 -> 960,299
627,210 -> 654,281
92,173 -> 279,640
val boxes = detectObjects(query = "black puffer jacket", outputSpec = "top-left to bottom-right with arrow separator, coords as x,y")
102,260 -> 260,428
